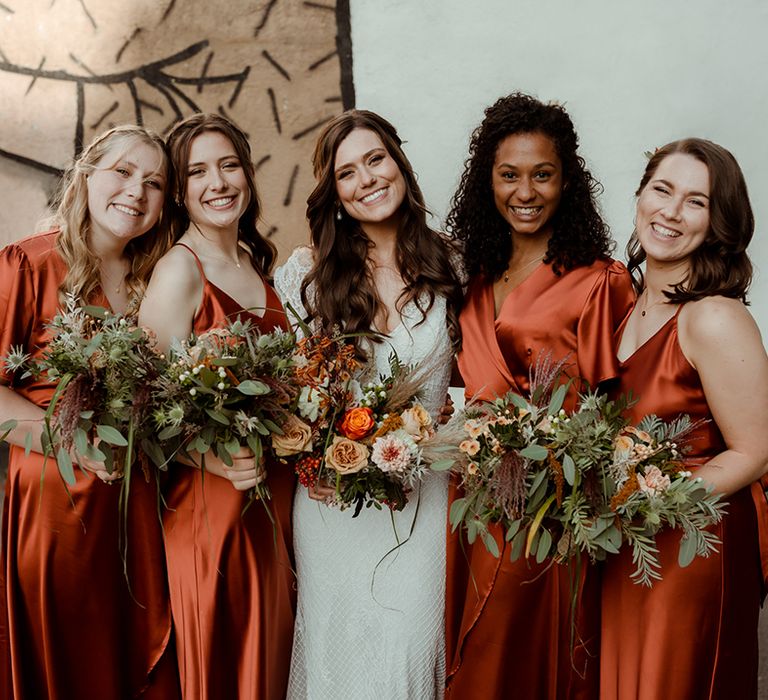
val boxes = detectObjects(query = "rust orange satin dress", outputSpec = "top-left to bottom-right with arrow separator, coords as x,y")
0,231 -> 179,699
600,304 -> 767,700
447,258 -> 634,700
162,244 -> 295,700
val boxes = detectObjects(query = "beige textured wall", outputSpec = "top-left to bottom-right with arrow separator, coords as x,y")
0,0 -> 352,262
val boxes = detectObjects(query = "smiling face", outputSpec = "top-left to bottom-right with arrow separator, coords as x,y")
183,130 -> 250,235
636,153 -> 711,266
492,131 -> 563,244
333,128 -> 406,231
86,138 -> 166,246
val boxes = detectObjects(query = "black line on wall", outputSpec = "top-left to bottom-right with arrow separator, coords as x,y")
0,3 -> 14,13
127,79 -> 143,124
90,101 -> 119,129
292,117 -> 331,141
0,149 -> 63,177
308,50 -> 336,72
255,154 -> 271,171
261,50 -> 290,81
160,0 -> 176,23
268,87 -> 282,134
116,28 -> 141,63
304,1 -> 334,10
74,82 -> 85,156
227,65 -> 249,108
197,52 -> 213,93
283,164 -> 299,206
25,57 -> 45,95
335,0 -> 355,108
254,0 -> 278,39
77,0 -> 97,29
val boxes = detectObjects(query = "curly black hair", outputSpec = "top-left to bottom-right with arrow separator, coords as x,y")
446,92 -> 614,281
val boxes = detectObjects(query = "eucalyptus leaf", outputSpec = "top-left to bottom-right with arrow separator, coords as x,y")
205,408 -> 230,426
480,528 -> 500,558
158,424 -> 183,441
505,518 -> 522,541
0,419 -> 18,432
216,441 -> 233,467
74,427 -> 89,457
237,380 -> 270,396
536,528 -> 553,563
520,444 -> 548,461
509,529 -> 526,561
56,446 -> 76,485
678,533 -> 697,568
562,453 -> 576,486
141,439 -> 168,468
96,424 -> 128,447
24,431 -> 32,456
429,458 -> 455,471
547,383 -> 568,415
449,497 -> 470,530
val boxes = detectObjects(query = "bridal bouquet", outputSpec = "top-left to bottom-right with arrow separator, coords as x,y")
150,319 -> 297,503
447,358 -> 726,585
2,293 -> 163,485
275,331 -> 439,516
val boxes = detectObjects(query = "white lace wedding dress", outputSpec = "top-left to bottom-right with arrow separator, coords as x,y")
274,247 -> 451,700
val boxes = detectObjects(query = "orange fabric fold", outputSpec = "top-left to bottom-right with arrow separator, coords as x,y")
600,306 -> 762,699
0,231 -> 179,699
447,258 -> 634,699
162,244 -> 296,700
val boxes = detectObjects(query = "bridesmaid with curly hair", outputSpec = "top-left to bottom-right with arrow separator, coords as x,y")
445,93 -> 634,699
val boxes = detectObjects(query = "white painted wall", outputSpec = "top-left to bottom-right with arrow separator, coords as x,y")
350,0 -> 768,334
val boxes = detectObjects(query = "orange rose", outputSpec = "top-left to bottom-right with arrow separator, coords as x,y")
339,407 -> 375,440
325,436 -> 369,474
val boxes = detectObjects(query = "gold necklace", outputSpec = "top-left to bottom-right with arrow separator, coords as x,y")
100,262 -> 129,294
639,290 -> 667,317
190,222 -> 242,268
503,254 -> 545,283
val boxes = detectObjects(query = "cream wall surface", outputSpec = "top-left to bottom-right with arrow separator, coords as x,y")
350,0 -> 768,334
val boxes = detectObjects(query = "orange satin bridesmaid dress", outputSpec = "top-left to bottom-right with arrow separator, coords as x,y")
0,231 -> 180,699
447,258 -> 634,700
162,244 -> 296,700
600,305 -> 768,699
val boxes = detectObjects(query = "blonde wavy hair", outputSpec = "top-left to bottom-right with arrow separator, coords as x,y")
50,125 -> 174,305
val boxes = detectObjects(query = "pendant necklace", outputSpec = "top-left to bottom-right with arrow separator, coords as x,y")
640,290 -> 666,317
503,253 -> 545,283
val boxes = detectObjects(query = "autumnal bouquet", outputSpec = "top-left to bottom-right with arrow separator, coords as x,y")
150,319 -> 297,504
445,359 -> 726,585
275,331 -> 441,516
2,293 -> 163,487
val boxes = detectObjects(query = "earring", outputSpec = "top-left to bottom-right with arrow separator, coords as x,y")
336,207 -> 343,221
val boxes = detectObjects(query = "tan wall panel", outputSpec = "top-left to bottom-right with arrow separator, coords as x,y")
0,0 -> 354,262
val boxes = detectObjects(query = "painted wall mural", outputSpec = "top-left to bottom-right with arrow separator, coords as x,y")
0,0 -> 354,259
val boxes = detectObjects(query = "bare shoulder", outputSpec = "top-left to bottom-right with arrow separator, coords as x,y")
679,296 -> 763,366
148,245 -> 202,293
680,296 -> 758,341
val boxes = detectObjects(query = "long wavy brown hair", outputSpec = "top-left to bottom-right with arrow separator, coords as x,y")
165,113 -> 277,276
51,125 -> 174,305
301,109 -> 463,357
627,138 -> 754,302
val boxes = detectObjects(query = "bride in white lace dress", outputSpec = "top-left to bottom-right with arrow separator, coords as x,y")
274,110 -> 463,700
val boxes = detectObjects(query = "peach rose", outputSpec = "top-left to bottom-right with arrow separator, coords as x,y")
637,465 -> 671,496
339,407 -> 375,440
401,404 -> 433,442
325,436 -> 369,474
464,418 -> 485,439
271,415 -> 313,456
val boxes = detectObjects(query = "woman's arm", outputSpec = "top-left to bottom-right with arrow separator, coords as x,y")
679,296 -> 768,496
